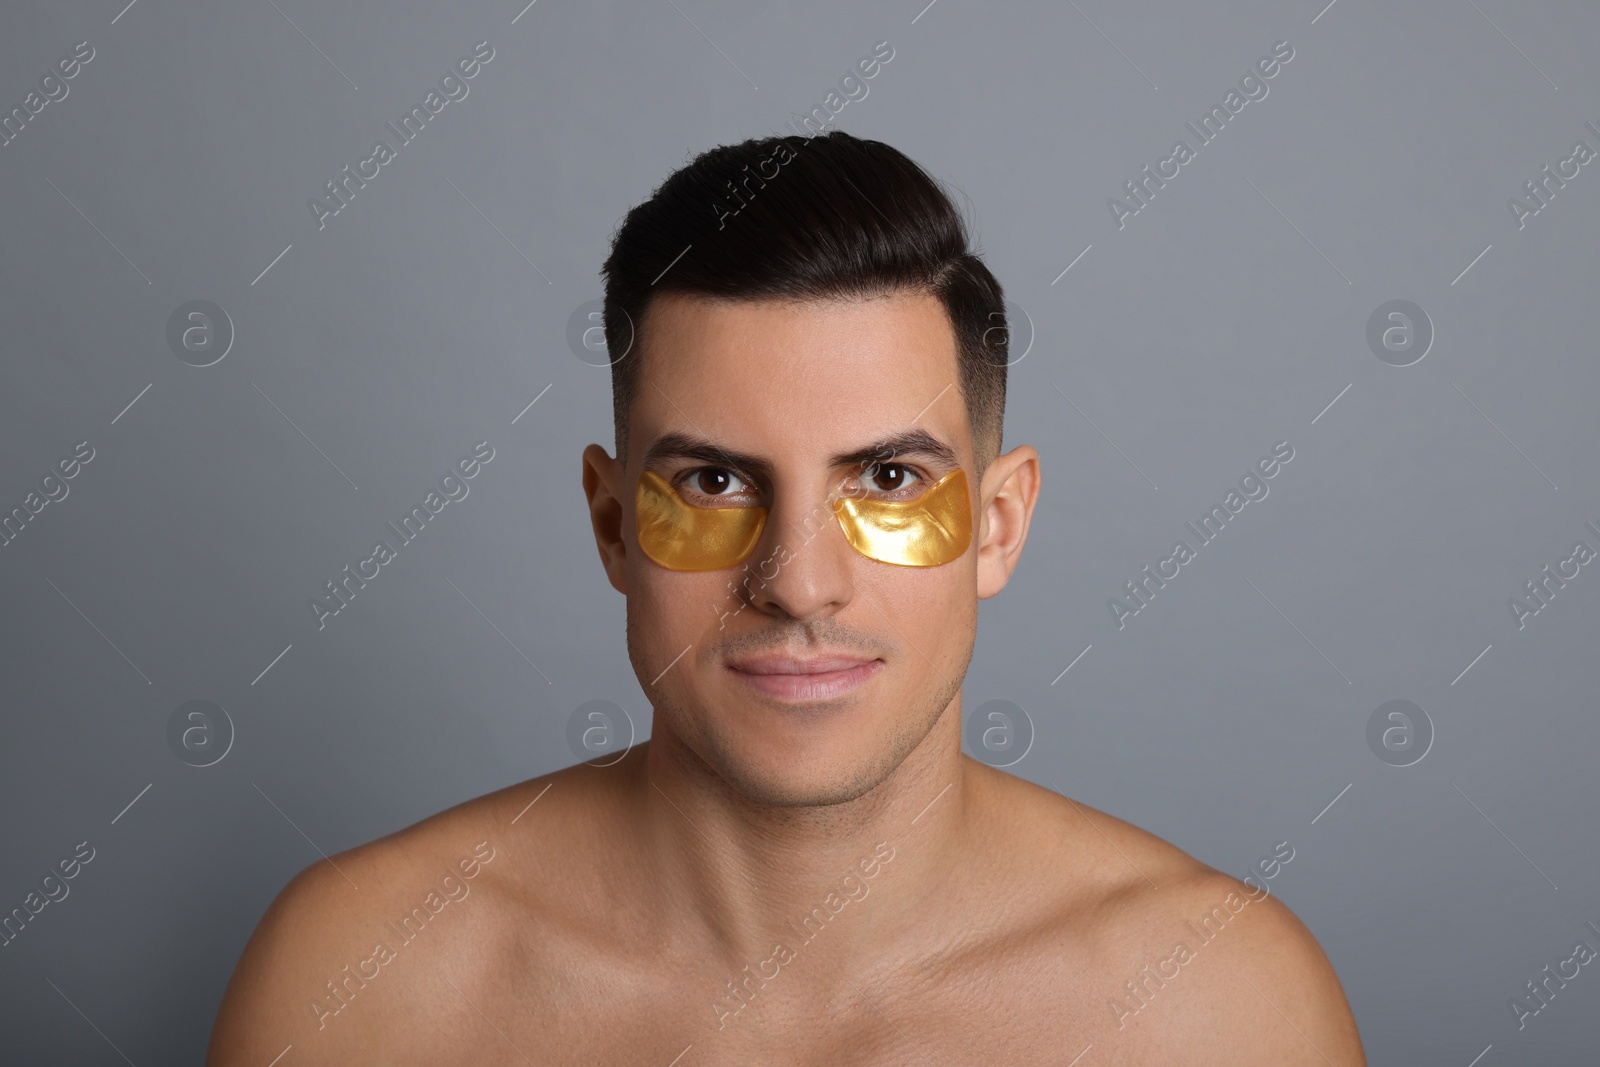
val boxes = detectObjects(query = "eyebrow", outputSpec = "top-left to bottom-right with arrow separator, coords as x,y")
640,428 -> 961,478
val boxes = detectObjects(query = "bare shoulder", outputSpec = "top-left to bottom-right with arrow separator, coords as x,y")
204,768 -> 567,1066
1098,864 -> 1368,1065
1067,808 -> 1365,1062
970,766 -> 1365,1064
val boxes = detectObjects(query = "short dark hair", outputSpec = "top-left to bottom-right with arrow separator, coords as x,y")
600,130 -> 1008,475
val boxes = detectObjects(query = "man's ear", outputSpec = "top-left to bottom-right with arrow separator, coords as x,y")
975,444 -> 1041,600
582,444 -> 628,595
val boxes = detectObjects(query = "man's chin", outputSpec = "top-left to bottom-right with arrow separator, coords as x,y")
707,748 -> 891,809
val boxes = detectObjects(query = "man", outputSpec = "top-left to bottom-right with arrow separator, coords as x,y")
208,131 -> 1365,1064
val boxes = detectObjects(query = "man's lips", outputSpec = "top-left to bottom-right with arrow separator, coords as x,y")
725,656 -> 884,701
727,655 -> 876,675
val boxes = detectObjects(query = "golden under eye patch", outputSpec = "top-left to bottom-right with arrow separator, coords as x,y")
635,469 -> 769,572
635,467 -> 971,571
832,467 -> 972,567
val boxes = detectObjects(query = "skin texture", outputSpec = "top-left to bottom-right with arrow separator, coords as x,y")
207,291 -> 1366,1065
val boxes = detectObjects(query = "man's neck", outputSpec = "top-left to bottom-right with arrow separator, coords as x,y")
626,706 -> 976,974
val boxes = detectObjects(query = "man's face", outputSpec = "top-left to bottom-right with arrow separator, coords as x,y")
591,291 -> 995,807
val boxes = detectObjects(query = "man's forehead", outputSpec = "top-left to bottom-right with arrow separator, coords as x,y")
631,291 -> 968,469
639,291 -> 956,384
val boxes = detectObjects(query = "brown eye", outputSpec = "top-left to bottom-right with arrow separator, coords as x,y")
685,468 -> 750,498
865,462 -> 922,494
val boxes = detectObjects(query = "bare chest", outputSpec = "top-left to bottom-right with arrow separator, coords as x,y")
389,935 -> 1176,1067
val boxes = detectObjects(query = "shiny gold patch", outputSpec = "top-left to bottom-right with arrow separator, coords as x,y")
832,467 -> 972,567
635,468 -> 767,571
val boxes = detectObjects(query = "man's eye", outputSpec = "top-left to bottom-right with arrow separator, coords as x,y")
860,462 -> 924,495
681,467 -> 751,499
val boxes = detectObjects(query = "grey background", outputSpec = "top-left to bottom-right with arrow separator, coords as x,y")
1,0 -> 1596,1062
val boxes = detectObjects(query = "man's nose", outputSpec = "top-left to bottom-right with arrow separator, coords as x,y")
741,483 -> 859,621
